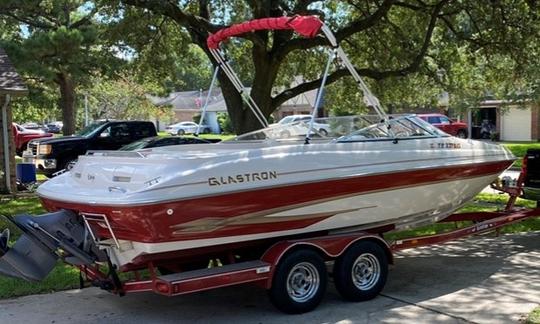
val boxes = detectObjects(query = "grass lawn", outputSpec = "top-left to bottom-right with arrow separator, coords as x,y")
0,197 -> 81,298
501,142 -> 540,168
0,193 -> 538,300
528,307 -> 540,324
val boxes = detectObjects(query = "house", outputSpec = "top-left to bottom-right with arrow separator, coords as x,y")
272,87 -> 320,120
149,79 -> 322,130
0,48 -> 28,193
465,100 -> 539,141
148,89 -> 226,133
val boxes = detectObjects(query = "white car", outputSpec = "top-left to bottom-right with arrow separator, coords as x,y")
273,115 -> 331,136
166,122 -> 211,135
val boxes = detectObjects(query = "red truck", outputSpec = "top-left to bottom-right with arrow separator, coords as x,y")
418,113 -> 468,138
12,123 -> 53,156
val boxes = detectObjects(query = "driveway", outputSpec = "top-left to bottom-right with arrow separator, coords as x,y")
0,232 -> 538,324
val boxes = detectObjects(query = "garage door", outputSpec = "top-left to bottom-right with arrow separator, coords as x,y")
501,107 -> 532,141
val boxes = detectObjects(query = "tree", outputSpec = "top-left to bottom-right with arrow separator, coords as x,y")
0,0 -> 122,135
83,73 -> 173,122
116,0 -> 539,134
107,7 -> 214,94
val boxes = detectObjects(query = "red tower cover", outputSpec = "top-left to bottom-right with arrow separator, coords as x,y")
207,16 -> 323,49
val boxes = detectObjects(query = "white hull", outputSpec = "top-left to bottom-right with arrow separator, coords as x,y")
108,173 -> 497,267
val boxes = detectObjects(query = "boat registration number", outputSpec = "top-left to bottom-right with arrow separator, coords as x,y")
430,142 -> 462,149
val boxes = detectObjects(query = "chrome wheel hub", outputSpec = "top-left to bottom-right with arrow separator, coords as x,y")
351,253 -> 380,290
286,262 -> 320,302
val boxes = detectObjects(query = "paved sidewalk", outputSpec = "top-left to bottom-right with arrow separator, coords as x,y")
0,232 -> 538,324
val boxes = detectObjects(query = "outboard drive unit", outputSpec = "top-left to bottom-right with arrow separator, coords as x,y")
0,210 -> 102,281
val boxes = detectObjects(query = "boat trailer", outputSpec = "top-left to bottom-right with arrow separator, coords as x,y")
0,13 -> 538,313
0,157 -> 537,314
78,172 -> 539,314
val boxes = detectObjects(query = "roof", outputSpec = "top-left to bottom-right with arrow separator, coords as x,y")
0,48 -> 28,96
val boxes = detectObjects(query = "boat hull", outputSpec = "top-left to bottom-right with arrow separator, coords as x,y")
40,159 -> 512,267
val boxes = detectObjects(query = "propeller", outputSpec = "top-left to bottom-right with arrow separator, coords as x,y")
0,229 -> 9,255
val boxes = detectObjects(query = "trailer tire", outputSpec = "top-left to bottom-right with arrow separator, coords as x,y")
333,241 -> 388,302
268,249 -> 327,314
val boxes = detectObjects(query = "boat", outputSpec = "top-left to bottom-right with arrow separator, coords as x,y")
0,16 -> 514,283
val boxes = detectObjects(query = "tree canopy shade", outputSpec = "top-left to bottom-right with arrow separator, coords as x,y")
118,0 -> 540,134
0,0 -> 122,135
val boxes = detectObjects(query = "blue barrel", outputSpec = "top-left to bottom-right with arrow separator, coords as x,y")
16,163 -> 36,183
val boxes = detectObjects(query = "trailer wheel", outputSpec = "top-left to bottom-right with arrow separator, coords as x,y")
268,249 -> 327,314
333,241 -> 388,302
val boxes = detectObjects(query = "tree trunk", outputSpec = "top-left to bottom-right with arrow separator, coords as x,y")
56,73 -> 77,135
216,48 -> 280,134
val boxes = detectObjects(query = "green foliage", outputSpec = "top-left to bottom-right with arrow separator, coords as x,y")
3,1 -> 540,133
527,307 -> 540,324
108,7 -> 213,93
82,73 -> 173,122
0,0 -> 124,133
10,85 -> 60,124
217,112 -> 234,134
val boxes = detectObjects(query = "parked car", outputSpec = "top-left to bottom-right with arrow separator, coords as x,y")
166,122 -> 211,136
417,113 -> 468,138
119,136 -> 220,151
272,114 -> 331,137
45,122 -> 63,134
21,122 -> 47,132
12,123 -> 53,156
23,120 -> 157,177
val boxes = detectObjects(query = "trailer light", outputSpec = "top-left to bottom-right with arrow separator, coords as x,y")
38,144 -> 52,155
155,282 -> 170,294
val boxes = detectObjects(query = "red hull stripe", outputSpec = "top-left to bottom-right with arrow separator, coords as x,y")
40,160 -> 512,243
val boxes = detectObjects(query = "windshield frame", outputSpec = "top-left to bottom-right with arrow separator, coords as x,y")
336,115 -> 448,142
226,115 -> 448,143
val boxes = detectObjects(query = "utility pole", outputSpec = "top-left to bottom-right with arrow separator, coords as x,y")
84,94 -> 88,126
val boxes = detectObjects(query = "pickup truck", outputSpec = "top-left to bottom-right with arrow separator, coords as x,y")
418,113 -> 468,138
24,120 -> 157,177
12,123 -> 53,156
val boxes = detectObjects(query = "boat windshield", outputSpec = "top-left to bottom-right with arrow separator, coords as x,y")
229,121 -> 329,142
337,115 -> 448,142
227,115 -> 448,142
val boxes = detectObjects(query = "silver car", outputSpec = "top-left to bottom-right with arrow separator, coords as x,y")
165,122 -> 211,135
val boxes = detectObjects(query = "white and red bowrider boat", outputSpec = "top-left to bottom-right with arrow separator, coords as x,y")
32,116 -> 514,269
0,16 -> 516,313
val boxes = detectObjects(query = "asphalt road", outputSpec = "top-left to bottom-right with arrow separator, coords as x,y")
0,232 -> 538,324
